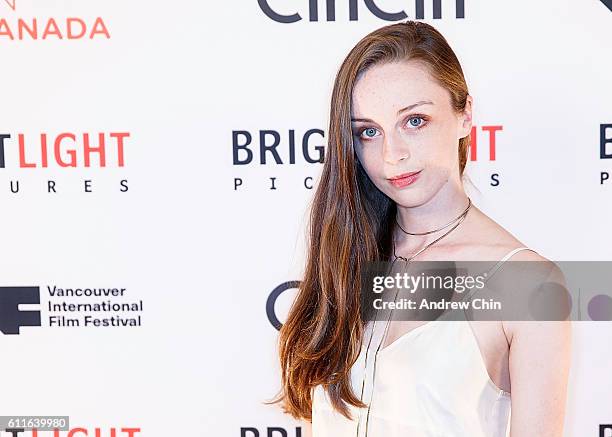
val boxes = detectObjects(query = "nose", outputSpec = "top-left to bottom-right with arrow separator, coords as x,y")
382,130 -> 410,165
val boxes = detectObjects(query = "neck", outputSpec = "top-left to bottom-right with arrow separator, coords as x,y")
395,183 -> 470,248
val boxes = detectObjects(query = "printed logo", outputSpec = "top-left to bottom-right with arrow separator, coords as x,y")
0,286 -> 41,334
4,427 -> 142,436
233,129 -> 325,166
231,125 -> 504,191
232,128 -> 324,192
600,123 -> 611,185
258,0 -> 465,23
468,125 -> 503,162
468,124 -> 504,187
0,285 -> 145,334
0,131 -> 130,194
0,0 -> 111,40
266,281 -> 300,330
241,427 -> 303,437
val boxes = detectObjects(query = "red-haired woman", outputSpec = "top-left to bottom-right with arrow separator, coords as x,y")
269,20 -> 571,437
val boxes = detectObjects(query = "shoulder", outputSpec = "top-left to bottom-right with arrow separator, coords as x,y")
463,204 -> 549,261
448,210 -> 530,261
464,205 -> 571,337
500,249 -> 571,345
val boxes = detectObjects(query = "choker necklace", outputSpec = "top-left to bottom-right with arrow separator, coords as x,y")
395,197 -> 472,236
392,197 -> 472,262
356,196 -> 472,437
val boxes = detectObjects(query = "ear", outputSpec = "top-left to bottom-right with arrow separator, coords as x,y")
458,94 -> 473,139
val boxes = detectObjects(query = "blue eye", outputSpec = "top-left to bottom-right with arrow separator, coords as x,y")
360,127 -> 379,139
408,116 -> 425,128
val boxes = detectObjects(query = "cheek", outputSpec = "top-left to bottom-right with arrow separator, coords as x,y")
424,162 -> 451,185
417,124 -> 459,165
355,145 -> 383,176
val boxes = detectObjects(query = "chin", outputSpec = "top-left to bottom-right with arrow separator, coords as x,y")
387,190 -> 428,208
393,183 -> 446,208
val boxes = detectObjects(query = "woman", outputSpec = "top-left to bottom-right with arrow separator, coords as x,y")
268,20 -> 571,436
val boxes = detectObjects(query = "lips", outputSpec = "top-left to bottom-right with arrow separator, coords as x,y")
387,170 -> 422,188
389,171 -> 421,180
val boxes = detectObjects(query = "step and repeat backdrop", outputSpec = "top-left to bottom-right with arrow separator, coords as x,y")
1,0 -> 611,436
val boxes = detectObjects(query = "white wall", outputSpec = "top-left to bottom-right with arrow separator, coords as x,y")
1,0 -> 611,436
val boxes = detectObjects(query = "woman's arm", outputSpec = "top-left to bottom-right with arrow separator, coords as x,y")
506,264 -> 572,436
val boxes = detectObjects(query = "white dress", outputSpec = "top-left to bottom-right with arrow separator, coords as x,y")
311,247 -> 537,437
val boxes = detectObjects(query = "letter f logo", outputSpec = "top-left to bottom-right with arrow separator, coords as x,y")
0,286 -> 41,334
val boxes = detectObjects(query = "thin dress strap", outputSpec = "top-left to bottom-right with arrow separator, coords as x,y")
459,246 -> 539,314
485,246 -> 538,280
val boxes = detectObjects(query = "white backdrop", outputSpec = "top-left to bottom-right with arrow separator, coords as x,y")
1,0 -> 611,436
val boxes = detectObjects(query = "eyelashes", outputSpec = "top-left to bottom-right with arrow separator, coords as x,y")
354,115 -> 429,141
358,127 -> 380,140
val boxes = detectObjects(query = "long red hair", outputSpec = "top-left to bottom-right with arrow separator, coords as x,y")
266,20 -> 471,422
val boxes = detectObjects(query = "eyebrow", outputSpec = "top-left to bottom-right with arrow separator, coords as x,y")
351,100 -> 434,123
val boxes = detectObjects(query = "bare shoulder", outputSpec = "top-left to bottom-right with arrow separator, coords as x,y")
463,205 -> 571,331
498,246 -> 571,345
458,205 -> 541,260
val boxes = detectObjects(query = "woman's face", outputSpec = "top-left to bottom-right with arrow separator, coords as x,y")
351,59 -> 472,207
